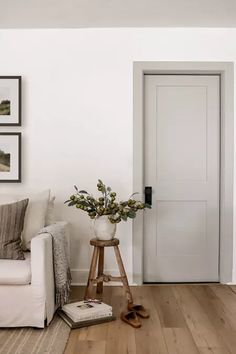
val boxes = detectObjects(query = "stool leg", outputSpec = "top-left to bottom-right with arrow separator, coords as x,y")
97,247 -> 104,294
84,246 -> 99,300
114,245 -> 133,304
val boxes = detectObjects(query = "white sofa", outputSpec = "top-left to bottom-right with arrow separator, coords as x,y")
0,221 -> 69,328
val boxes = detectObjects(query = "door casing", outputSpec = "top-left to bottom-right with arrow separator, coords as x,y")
133,61 -> 234,285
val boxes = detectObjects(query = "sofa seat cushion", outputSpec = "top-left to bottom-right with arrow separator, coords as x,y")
0,252 -> 31,285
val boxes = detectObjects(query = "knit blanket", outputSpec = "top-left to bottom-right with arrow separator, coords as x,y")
39,223 -> 71,307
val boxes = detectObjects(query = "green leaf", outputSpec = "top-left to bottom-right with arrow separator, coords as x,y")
68,201 -> 77,206
144,203 -> 152,209
87,208 -> 95,213
98,179 -> 103,185
64,200 -> 70,204
74,185 -> 78,191
79,190 -> 88,194
121,215 -> 128,221
107,186 -> 111,192
128,210 -> 136,218
78,200 -> 90,207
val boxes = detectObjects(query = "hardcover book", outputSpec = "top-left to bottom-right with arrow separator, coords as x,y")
58,310 -> 116,329
62,300 -> 112,322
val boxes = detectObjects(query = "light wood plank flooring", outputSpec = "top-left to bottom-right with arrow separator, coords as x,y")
65,285 -> 236,354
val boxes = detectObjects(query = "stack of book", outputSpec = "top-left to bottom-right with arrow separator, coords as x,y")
58,300 -> 116,329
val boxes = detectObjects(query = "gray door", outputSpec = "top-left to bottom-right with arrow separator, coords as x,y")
144,75 -> 220,282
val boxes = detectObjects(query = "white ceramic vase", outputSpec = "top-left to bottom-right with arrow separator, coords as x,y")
94,215 -> 116,241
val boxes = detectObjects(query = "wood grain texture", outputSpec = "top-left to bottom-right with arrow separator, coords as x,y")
84,246 -> 99,299
113,245 -> 133,303
90,239 -> 119,247
84,240 -> 133,303
97,247 -> 104,294
65,285 -> 236,354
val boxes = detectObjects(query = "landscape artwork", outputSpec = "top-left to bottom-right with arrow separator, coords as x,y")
0,148 -> 10,172
0,133 -> 21,182
0,77 -> 21,126
0,88 -> 10,115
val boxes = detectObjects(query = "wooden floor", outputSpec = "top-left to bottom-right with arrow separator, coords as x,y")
65,285 -> 236,354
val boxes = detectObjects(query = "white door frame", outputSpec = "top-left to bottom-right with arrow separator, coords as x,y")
133,61 -> 234,285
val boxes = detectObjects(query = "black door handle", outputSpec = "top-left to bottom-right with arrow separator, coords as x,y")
145,186 -> 152,206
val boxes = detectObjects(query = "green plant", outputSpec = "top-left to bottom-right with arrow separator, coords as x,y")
65,179 -> 151,224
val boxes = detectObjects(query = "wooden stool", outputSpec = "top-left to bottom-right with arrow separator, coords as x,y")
84,238 -> 133,304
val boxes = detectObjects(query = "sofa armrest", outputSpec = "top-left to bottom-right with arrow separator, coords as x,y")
31,228 -> 55,325
31,221 -> 70,284
31,232 -> 53,287
30,221 -> 70,325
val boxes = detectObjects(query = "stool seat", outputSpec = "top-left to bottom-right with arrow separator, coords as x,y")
90,238 -> 119,247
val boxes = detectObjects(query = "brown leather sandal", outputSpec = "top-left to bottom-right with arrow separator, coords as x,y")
120,310 -> 141,328
127,303 -> 149,319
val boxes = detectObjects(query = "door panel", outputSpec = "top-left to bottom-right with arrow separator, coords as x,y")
156,86 -> 207,182
144,75 -> 220,282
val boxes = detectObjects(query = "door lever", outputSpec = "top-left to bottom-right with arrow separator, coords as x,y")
145,186 -> 152,206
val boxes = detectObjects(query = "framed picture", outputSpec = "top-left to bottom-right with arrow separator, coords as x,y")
0,133 -> 21,183
0,76 -> 21,126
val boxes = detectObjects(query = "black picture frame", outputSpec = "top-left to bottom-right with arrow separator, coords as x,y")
0,76 -> 21,126
0,132 -> 21,183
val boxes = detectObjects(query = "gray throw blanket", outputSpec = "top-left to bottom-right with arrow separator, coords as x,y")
39,223 -> 71,307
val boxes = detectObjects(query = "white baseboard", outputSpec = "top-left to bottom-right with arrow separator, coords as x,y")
71,268 -> 134,286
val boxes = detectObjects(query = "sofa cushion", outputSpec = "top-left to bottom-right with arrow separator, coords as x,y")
45,196 -> 56,226
0,252 -> 31,284
0,199 -> 29,260
0,190 -> 50,250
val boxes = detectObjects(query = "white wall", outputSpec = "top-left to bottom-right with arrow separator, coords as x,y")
0,28 -> 235,283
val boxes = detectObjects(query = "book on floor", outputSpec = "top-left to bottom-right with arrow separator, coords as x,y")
58,309 -> 116,329
61,300 -> 113,323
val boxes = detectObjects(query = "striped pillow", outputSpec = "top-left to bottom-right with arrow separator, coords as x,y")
0,199 -> 29,260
